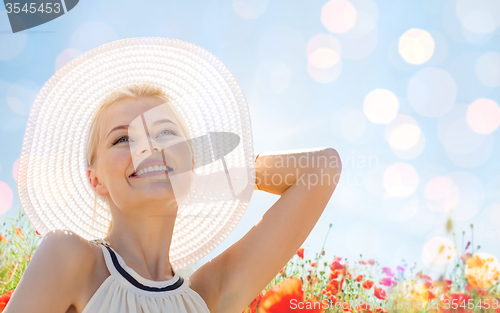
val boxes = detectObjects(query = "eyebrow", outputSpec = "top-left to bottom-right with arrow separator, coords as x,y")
151,118 -> 176,127
106,118 -> 176,139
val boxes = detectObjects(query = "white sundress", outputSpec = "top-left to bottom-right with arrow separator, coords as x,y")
82,239 -> 211,313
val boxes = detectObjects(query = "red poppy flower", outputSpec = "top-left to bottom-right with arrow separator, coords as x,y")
355,303 -> 372,313
329,270 -> 343,280
362,280 -> 374,289
324,278 -> 344,296
297,248 -> 304,259
416,272 -> 432,281
465,283 -> 488,296
258,277 -> 324,313
340,301 -> 355,313
440,293 -> 472,313
311,262 -> 316,267
460,252 -> 472,263
359,260 -> 367,265
0,290 -> 14,312
330,260 -> 344,271
373,286 -> 387,300
374,307 -> 388,313
0,234 -> 6,244
368,259 -> 375,265
244,292 -> 264,313
14,227 -> 24,238
483,299 -> 500,313
428,290 -> 436,300
355,275 -> 364,282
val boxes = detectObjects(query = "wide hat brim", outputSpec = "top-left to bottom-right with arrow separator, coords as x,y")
17,37 -> 256,270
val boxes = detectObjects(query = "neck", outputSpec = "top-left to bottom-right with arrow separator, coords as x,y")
103,203 -> 178,281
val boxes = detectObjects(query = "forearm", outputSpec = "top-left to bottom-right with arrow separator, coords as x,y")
253,147 -> 341,195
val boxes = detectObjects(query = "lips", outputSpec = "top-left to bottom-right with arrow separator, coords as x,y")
129,161 -> 173,178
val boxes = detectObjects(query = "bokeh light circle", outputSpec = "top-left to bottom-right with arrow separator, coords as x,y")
346,0 -> 378,36
55,48 -> 82,72
438,103 -> 494,168
332,0 -> 378,60
424,176 -> 459,213
309,48 -> 341,69
0,10 -> 27,61
363,89 -> 399,124
466,252 -> 500,273
6,80 -> 39,117
422,236 -> 457,268
475,52 -> 500,87
385,115 -> 426,160
389,123 -> 422,150
383,162 -> 419,198
386,116 -> 421,150
398,28 -> 435,65
12,159 -> 19,183
307,34 -> 342,82
442,117 -> 494,168
307,60 -> 342,83
0,181 -> 13,215
456,0 -> 500,34
466,98 -> 500,134
321,0 -> 357,33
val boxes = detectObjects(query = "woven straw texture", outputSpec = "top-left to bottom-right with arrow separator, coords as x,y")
17,37 -> 255,270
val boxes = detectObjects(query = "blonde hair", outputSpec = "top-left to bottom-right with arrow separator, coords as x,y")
86,83 -> 191,236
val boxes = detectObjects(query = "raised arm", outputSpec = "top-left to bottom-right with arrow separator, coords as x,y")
3,229 -> 95,313
213,147 -> 342,313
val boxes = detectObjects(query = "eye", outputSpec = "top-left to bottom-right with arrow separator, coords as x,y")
157,129 -> 177,137
112,136 -> 129,145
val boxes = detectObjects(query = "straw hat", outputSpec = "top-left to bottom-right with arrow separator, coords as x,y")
17,37 -> 256,270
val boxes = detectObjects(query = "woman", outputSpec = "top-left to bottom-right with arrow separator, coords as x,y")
6,38 -> 341,313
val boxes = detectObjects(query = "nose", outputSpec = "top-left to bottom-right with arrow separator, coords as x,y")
141,146 -> 159,154
136,138 -> 163,156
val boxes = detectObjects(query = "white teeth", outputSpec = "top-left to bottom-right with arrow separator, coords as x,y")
134,165 -> 172,177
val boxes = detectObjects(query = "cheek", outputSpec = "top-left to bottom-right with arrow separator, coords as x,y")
171,142 -> 192,166
105,149 -> 132,175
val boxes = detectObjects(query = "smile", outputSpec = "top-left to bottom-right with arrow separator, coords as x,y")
130,165 -> 173,178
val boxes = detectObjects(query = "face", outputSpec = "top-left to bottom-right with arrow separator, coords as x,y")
87,96 -> 194,216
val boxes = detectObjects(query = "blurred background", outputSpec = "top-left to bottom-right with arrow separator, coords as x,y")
0,0 -> 499,277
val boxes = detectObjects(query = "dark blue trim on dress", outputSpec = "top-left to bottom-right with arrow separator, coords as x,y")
104,245 -> 184,292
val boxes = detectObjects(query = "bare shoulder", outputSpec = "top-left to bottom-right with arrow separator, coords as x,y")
188,255 -> 226,313
4,229 -> 97,313
38,229 -> 97,274
43,229 -> 96,256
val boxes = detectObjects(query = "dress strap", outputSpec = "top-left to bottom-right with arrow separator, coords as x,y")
89,238 -> 186,293
90,238 -> 111,247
